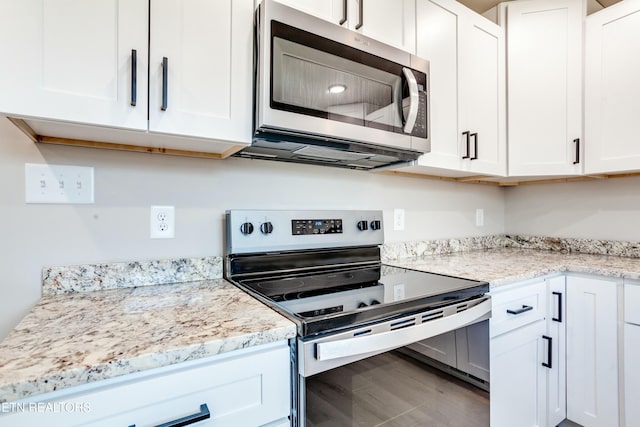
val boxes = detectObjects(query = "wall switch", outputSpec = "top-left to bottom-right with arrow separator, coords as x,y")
476,208 -> 484,227
150,206 -> 175,239
25,163 -> 94,204
393,208 -> 405,231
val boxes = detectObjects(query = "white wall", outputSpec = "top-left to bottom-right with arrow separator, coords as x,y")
0,117 -> 505,340
505,177 -> 640,241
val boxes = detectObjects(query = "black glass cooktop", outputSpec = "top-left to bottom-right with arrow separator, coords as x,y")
234,264 -> 488,337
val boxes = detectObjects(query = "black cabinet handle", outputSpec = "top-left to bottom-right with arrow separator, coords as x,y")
462,131 -> 470,159
552,291 -> 563,323
339,0 -> 347,25
161,57 -> 168,111
129,403 -> 210,427
131,49 -> 137,107
355,0 -> 363,29
542,335 -> 552,369
507,305 -> 533,315
470,132 -> 478,160
573,138 -> 580,164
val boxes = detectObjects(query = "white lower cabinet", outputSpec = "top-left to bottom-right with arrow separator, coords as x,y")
566,276 -> 620,427
624,280 -> 640,427
545,276 -> 566,427
405,320 -> 489,382
0,341 -> 291,427
490,279 -> 547,427
491,319 -> 547,427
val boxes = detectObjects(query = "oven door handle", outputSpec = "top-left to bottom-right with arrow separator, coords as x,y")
316,298 -> 491,362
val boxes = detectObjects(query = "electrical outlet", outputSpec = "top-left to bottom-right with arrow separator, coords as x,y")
25,163 -> 94,204
476,208 -> 484,227
150,206 -> 175,239
393,208 -> 405,231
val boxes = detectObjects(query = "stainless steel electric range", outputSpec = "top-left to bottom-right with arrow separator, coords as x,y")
224,210 -> 491,427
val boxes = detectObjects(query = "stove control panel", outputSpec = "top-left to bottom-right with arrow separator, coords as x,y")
226,210 -> 384,254
292,219 -> 343,235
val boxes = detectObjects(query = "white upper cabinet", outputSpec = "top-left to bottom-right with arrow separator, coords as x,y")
585,0 -> 640,174
0,0 -> 149,130
505,0 -> 585,176
412,0 -> 506,177
276,0 -> 416,53
149,0 -> 254,143
459,12 -> 506,176
0,0 -> 253,154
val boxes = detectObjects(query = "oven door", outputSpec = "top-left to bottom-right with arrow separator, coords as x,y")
293,296 -> 491,427
256,0 -> 429,152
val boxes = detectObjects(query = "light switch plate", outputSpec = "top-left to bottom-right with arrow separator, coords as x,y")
25,163 -> 94,204
393,208 -> 405,231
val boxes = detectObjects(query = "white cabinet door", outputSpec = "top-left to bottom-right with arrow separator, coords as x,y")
0,0 -> 148,130
406,331 -> 457,366
276,0 -> 415,53
506,0 -> 584,176
413,0 -> 506,177
625,324 -> 640,426
585,0 -> 640,174
274,0 -> 345,24
456,320 -> 490,382
490,320 -> 547,427
459,12 -> 506,176
355,0 -> 416,53
566,276 -> 619,427
546,276 -> 566,427
149,0 -> 253,143
414,0 -> 464,171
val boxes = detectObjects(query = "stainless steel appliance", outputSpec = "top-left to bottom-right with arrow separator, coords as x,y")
238,0 -> 430,170
224,210 -> 490,426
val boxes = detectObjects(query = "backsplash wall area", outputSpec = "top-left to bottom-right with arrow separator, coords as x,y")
504,177 -> 640,241
0,117 -> 504,340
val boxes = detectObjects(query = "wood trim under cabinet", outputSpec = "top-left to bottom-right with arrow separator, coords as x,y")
8,118 -> 640,186
8,118 -> 245,160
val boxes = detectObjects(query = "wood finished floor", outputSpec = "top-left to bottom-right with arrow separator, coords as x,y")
305,350 -> 490,427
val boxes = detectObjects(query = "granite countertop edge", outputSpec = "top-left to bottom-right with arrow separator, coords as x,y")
0,279 -> 297,404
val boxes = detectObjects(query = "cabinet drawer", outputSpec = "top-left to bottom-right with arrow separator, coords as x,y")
490,280 -> 546,338
625,282 -> 640,325
0,342 -> 290,427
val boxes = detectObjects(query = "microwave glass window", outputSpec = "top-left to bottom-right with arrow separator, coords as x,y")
270,21 -> 421,135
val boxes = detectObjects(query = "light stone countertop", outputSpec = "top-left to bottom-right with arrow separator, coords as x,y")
0,279 -> 296,404
385,247 -> 640,287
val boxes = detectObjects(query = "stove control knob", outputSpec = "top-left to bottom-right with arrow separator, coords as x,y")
357,302 -> 368,308
240,222 -> 254,235
370,299 -> 381,305
260,222 -> 274,235
370,220 -> 382,231
357,220 -> 369,231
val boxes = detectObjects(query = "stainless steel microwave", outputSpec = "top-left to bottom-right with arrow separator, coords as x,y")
241,0 -> 430,170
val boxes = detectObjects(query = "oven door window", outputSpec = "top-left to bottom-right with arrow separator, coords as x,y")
270,21 -> 425,136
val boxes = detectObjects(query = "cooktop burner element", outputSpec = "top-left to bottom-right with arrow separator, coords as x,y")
224,210 -> 489,338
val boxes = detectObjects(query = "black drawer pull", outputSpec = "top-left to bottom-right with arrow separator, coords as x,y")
462,131 -> 470,159
542,335 -> 552,369
507,305 -> 533,315
355,0 -> 363,29
552,291 -> 563,323
131,49 -> 137,107
128,403 -> 210,427
339,0 -> 347,25
161,57 -> 168,111
470,132 -> 478,160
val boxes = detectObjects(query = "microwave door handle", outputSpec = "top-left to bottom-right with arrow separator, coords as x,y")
402,67 -> 419,134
